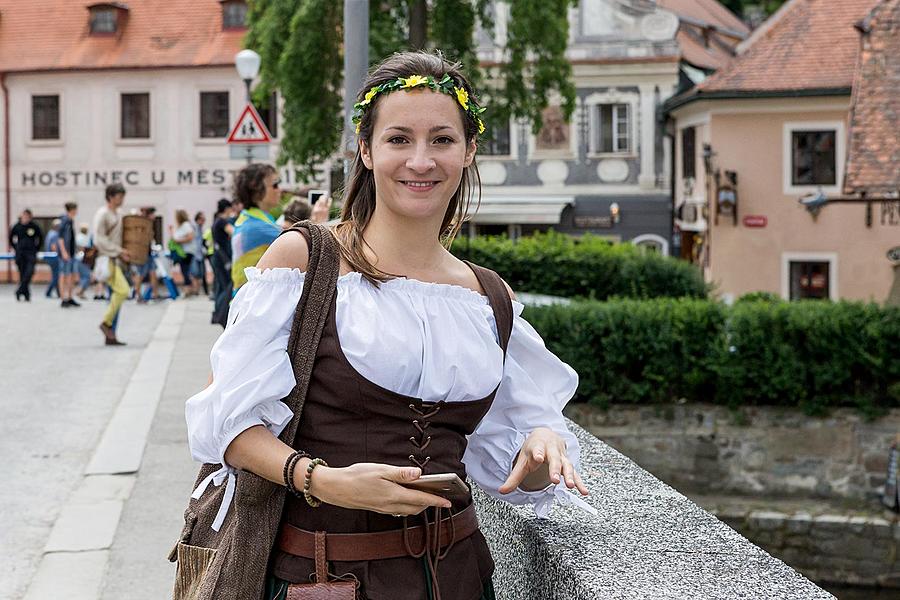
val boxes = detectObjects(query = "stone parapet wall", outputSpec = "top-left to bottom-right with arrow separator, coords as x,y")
716,508 -> 900,587
473,420 -> 831,599
565,403 -> 900,501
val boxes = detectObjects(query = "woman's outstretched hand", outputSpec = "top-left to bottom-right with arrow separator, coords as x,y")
306,462 -> 451,516
498,427 -> 589,496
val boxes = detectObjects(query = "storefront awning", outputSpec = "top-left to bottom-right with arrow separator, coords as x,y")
469,195 -> 574,225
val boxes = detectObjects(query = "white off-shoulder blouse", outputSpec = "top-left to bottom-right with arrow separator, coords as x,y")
186,267 -> 596,531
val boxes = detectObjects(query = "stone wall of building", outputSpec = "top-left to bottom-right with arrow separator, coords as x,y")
565,403 -> 900,502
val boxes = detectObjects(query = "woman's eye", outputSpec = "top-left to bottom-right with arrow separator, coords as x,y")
434,136 -> 455,144
387,136 -> 408,144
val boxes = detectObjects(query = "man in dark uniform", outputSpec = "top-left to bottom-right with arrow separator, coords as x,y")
8,209 -> 43,301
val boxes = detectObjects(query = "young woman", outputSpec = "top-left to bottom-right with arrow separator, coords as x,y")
185,51 -> 593,600
169,209 -> 197,296
229,163 -> 283,293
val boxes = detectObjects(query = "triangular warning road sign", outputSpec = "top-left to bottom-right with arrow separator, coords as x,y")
226,104 -> 272,144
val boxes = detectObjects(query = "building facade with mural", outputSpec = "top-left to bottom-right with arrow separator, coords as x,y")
473,0 -> 748,255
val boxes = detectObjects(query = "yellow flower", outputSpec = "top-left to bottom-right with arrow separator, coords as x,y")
454,87 -> 469,110
360,86 -> 379,106
355,122 -> 361,134
401,75 -> 428,88
477,119 -> 485,135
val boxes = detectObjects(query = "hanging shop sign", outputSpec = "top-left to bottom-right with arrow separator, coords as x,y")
574,215 -> 613,229
742,215 -> 768,228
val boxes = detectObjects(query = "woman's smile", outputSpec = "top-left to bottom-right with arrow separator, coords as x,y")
399,179 -> 440,193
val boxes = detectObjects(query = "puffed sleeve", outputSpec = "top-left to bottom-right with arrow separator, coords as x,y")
462,301 -> 597,518
184,267 -> 303,530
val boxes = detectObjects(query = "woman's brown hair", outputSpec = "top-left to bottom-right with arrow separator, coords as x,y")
333,51 -> 482,284
175,209 -> 189,225
234,163 -> 277,209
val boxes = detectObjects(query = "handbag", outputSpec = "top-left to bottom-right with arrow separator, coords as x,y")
170,222 -> 341,600
284,533 -> 358,599
93,255 -> 110,283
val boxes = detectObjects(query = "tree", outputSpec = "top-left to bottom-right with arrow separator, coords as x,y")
246,0 -> 579,179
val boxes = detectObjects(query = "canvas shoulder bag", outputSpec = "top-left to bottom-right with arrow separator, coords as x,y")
169,222 -> 340,600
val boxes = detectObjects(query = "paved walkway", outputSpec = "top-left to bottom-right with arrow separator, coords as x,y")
0,285 -> 218,599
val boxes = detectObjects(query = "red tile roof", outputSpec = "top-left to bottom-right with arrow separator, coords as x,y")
0,0 -> 245,73
696,0 -> 879,94
844,0 -> 900,194
658,0 -> 750,70
658,0 -> 749,35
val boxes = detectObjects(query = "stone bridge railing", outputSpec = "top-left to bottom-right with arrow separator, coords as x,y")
472,419 -> 833,599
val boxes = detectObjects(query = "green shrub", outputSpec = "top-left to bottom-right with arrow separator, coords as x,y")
451,231 -> 708,299
523,299 -> 900,414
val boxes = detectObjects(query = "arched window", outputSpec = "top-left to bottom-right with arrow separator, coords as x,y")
631,234 -> 669,255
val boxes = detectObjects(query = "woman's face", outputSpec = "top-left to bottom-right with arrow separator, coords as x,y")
361,88 -> 476,226
260,171 -> 281,213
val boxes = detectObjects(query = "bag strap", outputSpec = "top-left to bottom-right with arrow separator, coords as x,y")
276,221 -> 340,439
463,261 -> 514,355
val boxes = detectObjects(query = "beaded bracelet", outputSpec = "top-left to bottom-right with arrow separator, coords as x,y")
283,450 -> 311,498
303,457 -> 329,507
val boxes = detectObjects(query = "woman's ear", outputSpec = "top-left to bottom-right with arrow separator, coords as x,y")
463,138 -> 477,168
360,139 -> 374,170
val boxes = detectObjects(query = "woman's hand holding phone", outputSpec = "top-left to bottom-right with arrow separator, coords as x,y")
305,462 -> 452,517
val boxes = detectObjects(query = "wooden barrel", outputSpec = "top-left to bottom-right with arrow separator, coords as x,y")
122,215 -> 153,265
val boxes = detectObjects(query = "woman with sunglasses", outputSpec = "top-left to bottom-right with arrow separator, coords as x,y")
229,164 -> 283,293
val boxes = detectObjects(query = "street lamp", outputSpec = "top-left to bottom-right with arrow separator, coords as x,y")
235,49 -> 261,104
234,49 -> 261,164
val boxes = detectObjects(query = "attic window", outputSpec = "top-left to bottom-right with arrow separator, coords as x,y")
88,3 -> 128,35
221,0 -> 248,29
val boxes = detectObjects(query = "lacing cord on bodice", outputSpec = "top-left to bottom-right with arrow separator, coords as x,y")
402,506 -> 457,600
404,401 -> 454,599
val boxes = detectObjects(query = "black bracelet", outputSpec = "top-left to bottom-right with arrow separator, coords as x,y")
283,450 -> 311,497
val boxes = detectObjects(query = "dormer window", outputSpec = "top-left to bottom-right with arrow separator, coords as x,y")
88,3 -> 128,35
221,0 -> 248,30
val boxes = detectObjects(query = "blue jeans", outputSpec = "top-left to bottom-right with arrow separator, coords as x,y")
44,256 -> 60,297
77,259 -> 92,290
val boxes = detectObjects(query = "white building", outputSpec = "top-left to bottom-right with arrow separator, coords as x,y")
0,0 -> 284,268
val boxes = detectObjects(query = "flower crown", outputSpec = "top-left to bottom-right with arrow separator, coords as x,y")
352,74 -> 486,135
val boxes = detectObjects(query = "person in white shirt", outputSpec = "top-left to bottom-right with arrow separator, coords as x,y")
183,51 -> 592,600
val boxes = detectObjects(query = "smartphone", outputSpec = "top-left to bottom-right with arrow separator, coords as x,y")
400,473 -> 470,500
307,189 -> 327,204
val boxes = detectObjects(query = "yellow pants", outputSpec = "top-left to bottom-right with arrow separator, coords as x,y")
102,262 -> 130,328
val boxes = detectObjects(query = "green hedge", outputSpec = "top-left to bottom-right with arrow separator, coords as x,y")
450,231 -> 708,300
522,298 -> 900,415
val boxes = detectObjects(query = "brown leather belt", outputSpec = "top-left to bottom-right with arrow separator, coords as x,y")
276,504 -> 479,561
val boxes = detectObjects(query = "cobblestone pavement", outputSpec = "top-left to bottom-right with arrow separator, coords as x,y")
0,285 -> 218,599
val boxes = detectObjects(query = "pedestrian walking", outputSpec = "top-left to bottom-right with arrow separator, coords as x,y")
192,212 -> 210,297
57,202 -> 81,307
210,198 -> 234,328
179,52 -> 591,600
168,209 -> 197,297
8,209 -> 42,301
229,163 -> 282,293
75,223 -> 93,299
43,219 -> 61,299
93,183 -> 131,346
131,207 -> 160,302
